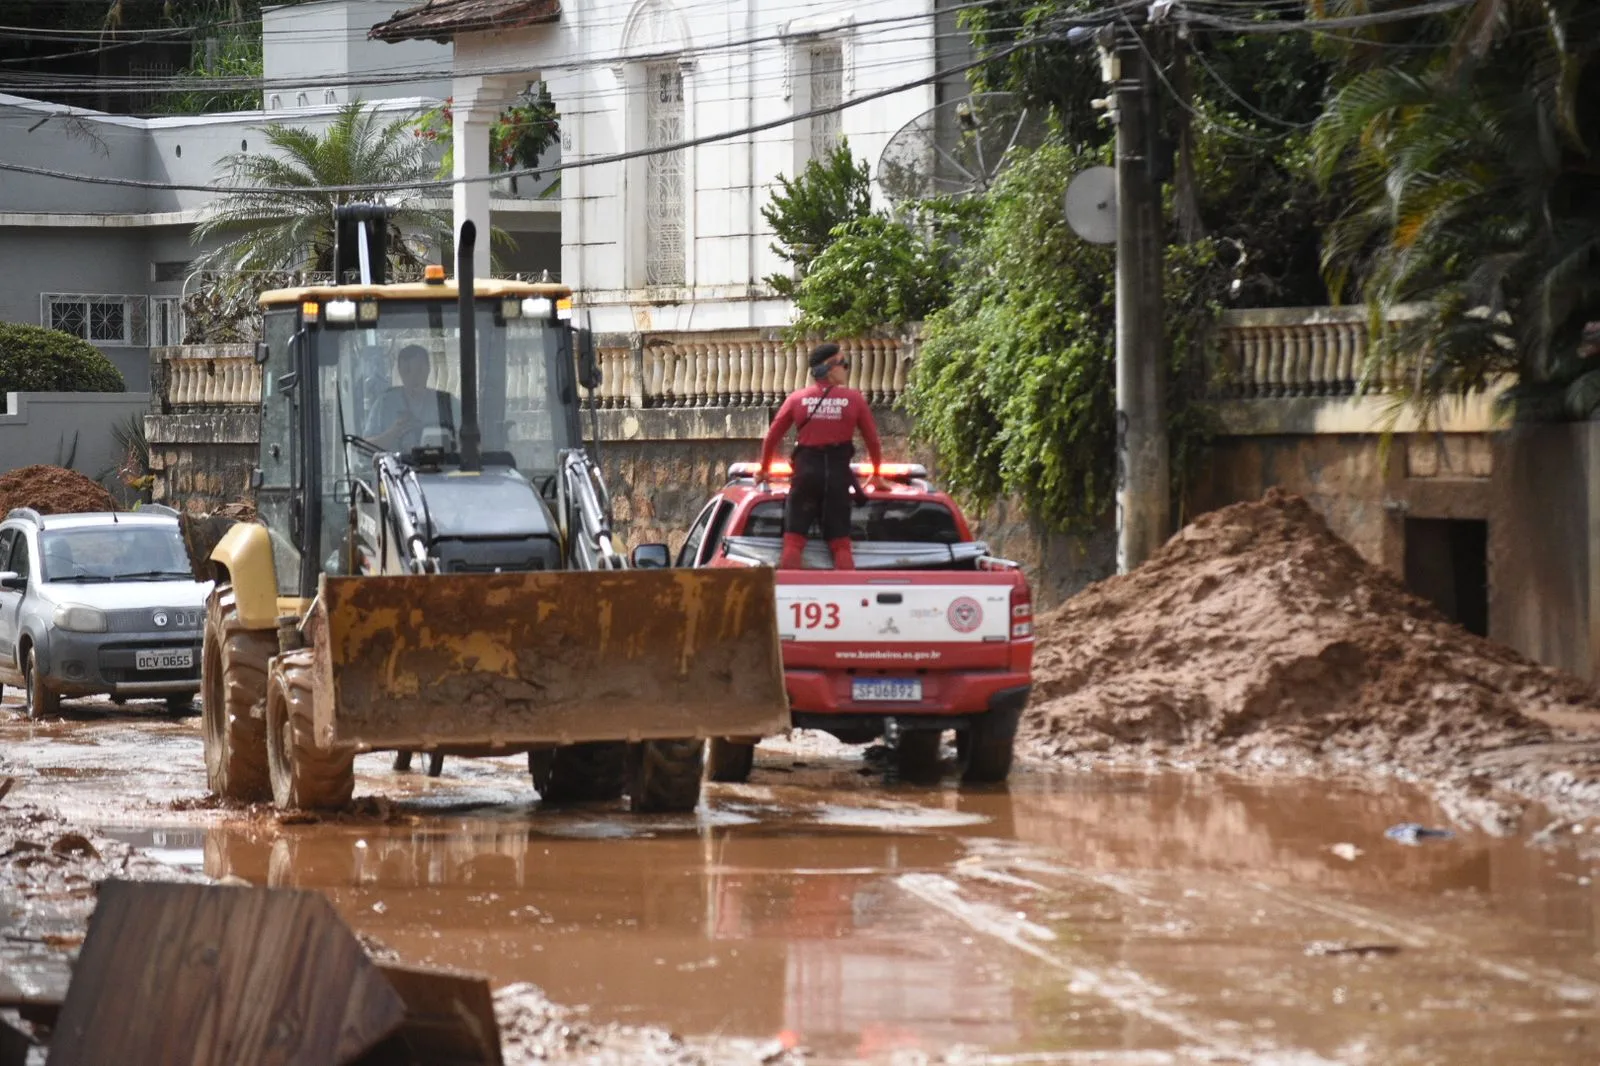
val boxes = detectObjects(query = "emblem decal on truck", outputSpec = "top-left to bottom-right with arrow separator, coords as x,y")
947,597 -> 983,633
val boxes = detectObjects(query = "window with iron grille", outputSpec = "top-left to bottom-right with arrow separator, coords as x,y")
645,62 -> 686,287
150,296 -> 183,347
42,295 -> 149,347
808,43 -> 843,159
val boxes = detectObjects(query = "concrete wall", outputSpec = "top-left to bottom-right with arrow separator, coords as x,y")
0,392 -> 152,496
1491,424 -> 1600,682
262,0 -> 452,110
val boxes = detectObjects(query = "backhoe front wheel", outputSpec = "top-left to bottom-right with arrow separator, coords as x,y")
706,738 -> 756,783
534,742 -> 627,804
201,586 -> 274,802
264,649 -> 355,811
627,739 -> 705,813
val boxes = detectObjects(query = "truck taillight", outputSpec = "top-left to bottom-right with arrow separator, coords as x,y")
1010,586 -> 1033,639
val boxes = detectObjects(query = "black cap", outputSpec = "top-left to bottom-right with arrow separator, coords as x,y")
808,342 -> 840,368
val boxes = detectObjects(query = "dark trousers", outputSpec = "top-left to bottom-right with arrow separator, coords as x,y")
784,444 -> 854,540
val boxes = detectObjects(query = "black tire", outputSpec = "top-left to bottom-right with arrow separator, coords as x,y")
960,712 -> 1018,785
894,730 -> 944,785
538,742 -> 627,804
202,586 -> 274,801
627,739 -> 705,813
23,648 -> 60,721
528,750 -> 553,792
165,693 -> 196,715
265,649 -> 355,811
705,738 -> 756,783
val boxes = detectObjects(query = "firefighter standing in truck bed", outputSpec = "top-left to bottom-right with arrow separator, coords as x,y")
759,343 -> 884,570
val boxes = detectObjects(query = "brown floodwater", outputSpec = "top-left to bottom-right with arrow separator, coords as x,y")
5,698 -> 1600,1063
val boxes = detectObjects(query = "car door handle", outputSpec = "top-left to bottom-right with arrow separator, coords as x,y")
876,593 -> 903,604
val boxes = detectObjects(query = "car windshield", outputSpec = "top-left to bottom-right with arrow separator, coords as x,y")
745,499 -> 963,543
40,525 -> 192,583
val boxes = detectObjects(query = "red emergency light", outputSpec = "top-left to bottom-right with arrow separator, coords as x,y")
726,461 -> 929,483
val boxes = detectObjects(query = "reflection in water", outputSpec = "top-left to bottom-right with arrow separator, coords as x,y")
172,769 -> 1600,1062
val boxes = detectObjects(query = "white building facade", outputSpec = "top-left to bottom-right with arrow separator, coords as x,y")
375,0 -> 963,335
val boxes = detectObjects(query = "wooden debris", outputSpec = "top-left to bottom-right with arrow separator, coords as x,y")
44,880 -> 406,1066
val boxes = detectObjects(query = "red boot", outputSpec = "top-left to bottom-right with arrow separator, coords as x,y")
779,533 -> 807,569
827,537 -> 855,570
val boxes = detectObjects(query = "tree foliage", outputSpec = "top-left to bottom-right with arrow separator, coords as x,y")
1313,0 -> 1600,420
905,144 -> 1226,531
791,215 -> 956,339
0,323 -> 125,394
191,101 -> 449,274
761,143 -> 874,298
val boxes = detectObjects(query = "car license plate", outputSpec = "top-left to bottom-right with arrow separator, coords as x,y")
136,648 -> 193,671
852,678 -> 921,702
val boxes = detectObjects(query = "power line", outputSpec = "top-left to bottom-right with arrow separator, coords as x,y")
1184,37 -> 1314,130
1179,0 -> 1475,34
0,31 -> 1079,195
0,0 -> 1009,96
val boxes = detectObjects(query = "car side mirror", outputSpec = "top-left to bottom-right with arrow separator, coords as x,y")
630,544 -> 670,569
0,571 -> 25,591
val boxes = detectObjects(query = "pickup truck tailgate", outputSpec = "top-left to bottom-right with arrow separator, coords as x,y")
775,572 -> 1019,671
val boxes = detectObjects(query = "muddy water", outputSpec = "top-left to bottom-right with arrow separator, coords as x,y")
5,701 -> 1600,1063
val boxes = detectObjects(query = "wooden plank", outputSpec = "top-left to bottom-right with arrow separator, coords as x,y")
44,880 -> 406,1066
350,964 -> 502,1066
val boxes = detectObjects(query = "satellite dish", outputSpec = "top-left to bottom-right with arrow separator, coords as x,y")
876,92 -> 1049,205
1064,166 -> 1117,244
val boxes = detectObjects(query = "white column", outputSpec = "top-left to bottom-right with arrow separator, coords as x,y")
452,77 -> 494,278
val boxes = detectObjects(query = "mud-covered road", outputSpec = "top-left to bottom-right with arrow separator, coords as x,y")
5,695 -> 1600,1064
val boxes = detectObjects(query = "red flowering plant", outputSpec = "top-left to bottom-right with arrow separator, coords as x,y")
414,84 -> 559,177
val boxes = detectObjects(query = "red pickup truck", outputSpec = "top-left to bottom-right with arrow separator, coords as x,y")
632,461 -> 1034,786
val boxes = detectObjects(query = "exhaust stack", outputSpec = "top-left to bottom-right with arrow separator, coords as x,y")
456,220 -> 482,472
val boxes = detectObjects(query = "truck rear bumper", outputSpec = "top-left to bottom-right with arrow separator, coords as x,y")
785,668 -> 1031,717
788,679 -> 1031,737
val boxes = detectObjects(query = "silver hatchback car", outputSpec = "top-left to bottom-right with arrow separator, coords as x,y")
0,507 -> 211,718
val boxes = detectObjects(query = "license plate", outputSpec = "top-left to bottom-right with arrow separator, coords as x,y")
852,678 -> 921,702
136,648 -> 193,671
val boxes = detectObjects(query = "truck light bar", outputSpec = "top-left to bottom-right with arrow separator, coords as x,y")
727,461 -> 929,482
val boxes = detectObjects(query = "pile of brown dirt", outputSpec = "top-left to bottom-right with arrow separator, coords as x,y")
1025,490 -> 1600,823
0,464 -> 118,517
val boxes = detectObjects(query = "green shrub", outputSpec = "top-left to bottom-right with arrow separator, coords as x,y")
0,323 -> 126,394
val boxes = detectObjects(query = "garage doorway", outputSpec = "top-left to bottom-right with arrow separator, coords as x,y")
1403,518 -> 1489,636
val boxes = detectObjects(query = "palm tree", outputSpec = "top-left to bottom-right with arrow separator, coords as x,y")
192,100 -> 449,277
1312,0 -> 1600,419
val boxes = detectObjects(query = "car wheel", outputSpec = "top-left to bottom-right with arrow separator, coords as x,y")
24,648 -> 61,721
165,693 -> 196,715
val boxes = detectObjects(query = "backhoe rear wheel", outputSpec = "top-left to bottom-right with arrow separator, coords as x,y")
201,586 -> 273,801
627,739 -> 705,813
535,742 -> 627,804
264,649 -> 355,811
706,738 -> 755,784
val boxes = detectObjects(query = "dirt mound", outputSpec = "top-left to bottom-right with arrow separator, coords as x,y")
1026,490 -> 1597,780
0,465 -> 117,517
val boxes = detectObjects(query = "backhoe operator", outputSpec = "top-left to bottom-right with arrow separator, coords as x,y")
364,344 -> 461,453
759,343 -> 883,570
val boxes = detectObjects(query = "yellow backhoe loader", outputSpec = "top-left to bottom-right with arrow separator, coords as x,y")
197,210 -> 787,812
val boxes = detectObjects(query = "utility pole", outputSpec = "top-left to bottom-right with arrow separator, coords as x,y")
1111,13 -> 1169,573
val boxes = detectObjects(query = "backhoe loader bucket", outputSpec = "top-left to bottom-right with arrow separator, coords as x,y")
305,567 -> 788,750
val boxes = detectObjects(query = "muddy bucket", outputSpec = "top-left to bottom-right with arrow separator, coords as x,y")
303,567 -> 789,751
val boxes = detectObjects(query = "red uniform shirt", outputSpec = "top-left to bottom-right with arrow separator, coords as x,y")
760,383 -> 884,472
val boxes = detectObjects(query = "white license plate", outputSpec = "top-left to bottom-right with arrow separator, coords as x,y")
852,678 -> 921,702
136,648 -> 193,671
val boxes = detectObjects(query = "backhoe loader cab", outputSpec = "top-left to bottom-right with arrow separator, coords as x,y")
197,222 -> 787,815
252,276 -> 579,594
